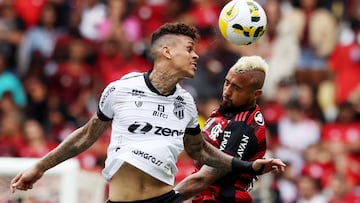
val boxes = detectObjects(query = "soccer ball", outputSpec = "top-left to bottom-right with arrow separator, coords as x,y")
218,0 -> 267,45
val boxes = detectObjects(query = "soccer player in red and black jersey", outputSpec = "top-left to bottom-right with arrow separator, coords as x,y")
175,55 -> 271,203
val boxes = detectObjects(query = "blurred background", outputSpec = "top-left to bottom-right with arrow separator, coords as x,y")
0,0 -> 359,202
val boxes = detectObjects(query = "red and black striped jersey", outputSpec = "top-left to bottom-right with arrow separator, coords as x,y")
194,104 -> 267,202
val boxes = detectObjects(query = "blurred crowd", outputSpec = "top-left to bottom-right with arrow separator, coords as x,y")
0,0 -> 360,202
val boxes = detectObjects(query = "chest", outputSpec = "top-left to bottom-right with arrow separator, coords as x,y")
201,113 -> 263,159
112,90 -> 193,137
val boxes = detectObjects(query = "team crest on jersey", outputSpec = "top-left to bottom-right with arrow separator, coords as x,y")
173,96 -> 185,119
135,101 -> 143,107
254,111 -> 264,126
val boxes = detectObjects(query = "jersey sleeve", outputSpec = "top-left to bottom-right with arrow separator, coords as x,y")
97,82 -> 117,121
185,93 -> 201,135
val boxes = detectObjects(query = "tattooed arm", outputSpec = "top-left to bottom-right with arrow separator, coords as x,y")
184,133 -> 286,174
183,133 -> 232,173
10,113 -> 111,193
174,165 -> 226,200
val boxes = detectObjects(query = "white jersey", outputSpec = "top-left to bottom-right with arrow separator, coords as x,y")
98,71 -> 199,186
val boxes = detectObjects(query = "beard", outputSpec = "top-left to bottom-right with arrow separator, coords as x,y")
219,101 -> 244,115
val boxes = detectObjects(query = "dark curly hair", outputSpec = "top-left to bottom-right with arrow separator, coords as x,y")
151,23 -> 200,45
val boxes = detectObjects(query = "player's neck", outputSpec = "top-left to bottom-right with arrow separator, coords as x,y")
149,69 -> 179,95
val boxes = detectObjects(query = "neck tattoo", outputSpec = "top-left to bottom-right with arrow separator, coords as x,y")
150,72 -> 178,95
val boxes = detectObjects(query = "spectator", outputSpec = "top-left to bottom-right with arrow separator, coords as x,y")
52,7 -> 96,65
326,173 -> 360,203
0,93 -> 25,157
78,0 -> 106,41
17,3 -> 63,76
281,0 -> 338,89
300,144 -> 333,189
0,0 -> 26,71
180,0 -> 221,54
296,175 -> 327,203
18,119 -> 56,158
328,13 -> 360,105
0,53 -> 26,108
321,102 -> 360,187
275,99 -> 321,202
296,82 -> 325,123
97,0 -> 142,43
276,99 -> 321,177
13,0 -> 46,29
48,38 -> 95,125
23,77 -> 49,127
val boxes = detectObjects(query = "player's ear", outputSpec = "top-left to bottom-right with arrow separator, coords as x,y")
254,89 -> 262,99
162,46 -> 172,59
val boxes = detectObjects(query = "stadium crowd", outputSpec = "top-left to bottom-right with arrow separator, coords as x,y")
0,0 -> 360,202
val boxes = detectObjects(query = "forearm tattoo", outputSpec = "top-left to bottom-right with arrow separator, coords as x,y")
200,142 -> 232,172
38,116 -> 111,172
184,134 -> 232,172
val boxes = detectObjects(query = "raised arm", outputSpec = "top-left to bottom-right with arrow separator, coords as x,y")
10,113 -> 111,193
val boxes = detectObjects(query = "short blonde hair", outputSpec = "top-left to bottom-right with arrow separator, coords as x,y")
230,55 -> 269,75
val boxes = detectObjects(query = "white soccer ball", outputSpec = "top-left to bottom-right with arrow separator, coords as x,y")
218,0 -> 267,45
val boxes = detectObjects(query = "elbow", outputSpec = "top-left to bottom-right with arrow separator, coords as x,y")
185,145 -> 204,162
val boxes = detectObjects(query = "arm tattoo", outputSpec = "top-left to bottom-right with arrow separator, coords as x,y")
175,165 -> 227,200
37,114 -> 111,172
184,134 -> 232,172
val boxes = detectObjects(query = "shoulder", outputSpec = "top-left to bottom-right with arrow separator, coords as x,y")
100,72 -> 144,100
175,84 -> 197,106
120,72 -> 144,80
234,105 -> 265,127
105,72 -> 144,87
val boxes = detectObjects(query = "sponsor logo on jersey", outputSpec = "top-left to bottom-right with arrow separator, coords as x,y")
100,86 -> 115,108
237,135 -> 249,158
254,111 -> 264,126
128,122 -> 152,134
220,131 -> 231,150
153,105 -> 168,119
173,96 -> 185,120
132,149 -> 163,166
128,121 -> 184,136
129,89 -> 145,107
219,131 -> 249,158
131,89 -> 145,97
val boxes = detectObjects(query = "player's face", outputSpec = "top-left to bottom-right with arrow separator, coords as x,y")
220,70 -> 261,112
170,35 -> 199,78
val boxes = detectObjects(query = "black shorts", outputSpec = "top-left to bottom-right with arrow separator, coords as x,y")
106,190 -> 181,203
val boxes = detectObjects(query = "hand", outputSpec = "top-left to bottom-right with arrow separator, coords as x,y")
10,166 -> 44,193
252,158 -> 286,174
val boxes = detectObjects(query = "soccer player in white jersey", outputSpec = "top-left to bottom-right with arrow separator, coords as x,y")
10,23 -> 285,203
